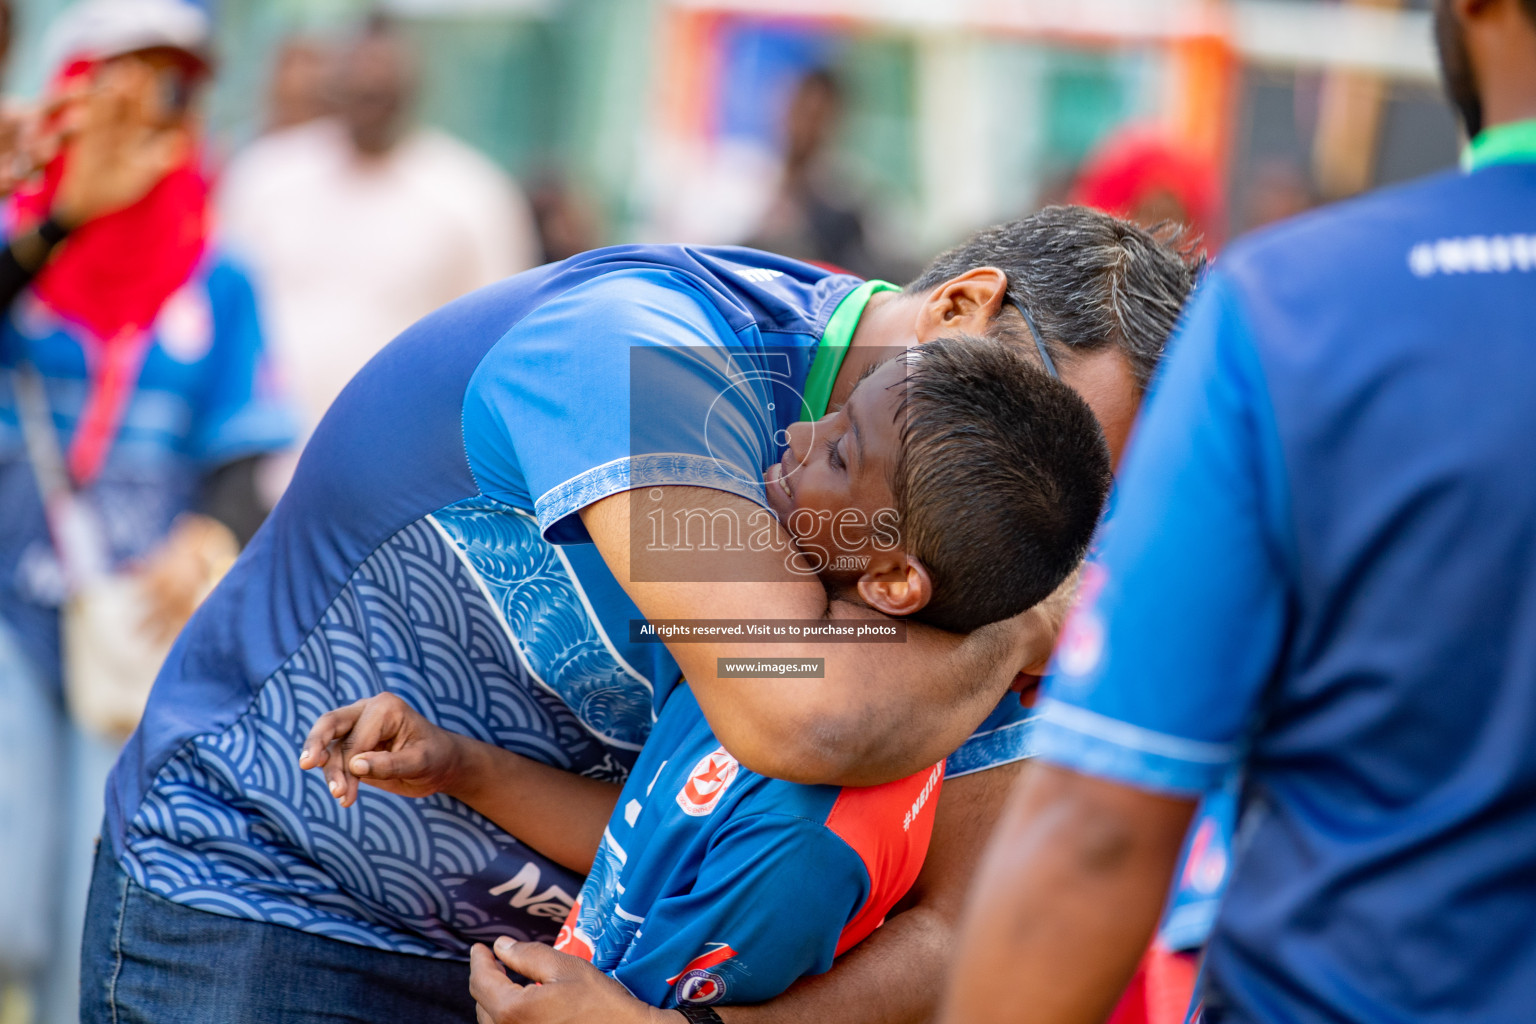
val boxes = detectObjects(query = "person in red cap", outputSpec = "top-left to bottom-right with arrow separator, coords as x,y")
1069,126 -> 1225,251
0,2 -> 293,1019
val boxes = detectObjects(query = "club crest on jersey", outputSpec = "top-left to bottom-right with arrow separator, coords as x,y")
677,747 -> 740,816
668,944 -> 738,1006
675,969 -> 728,1006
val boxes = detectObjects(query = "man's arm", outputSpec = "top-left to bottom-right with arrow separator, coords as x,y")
580,488 -> 1059,786
936,764 -> 1194,1024
470,763 -> 1026,1024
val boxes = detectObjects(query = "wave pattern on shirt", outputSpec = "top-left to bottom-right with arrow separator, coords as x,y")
428,497 -> 655,750
121,505 -> 644,956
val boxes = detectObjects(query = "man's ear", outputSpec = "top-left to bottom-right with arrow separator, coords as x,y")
912,267 -> 1009,343
855,551 -> 934,618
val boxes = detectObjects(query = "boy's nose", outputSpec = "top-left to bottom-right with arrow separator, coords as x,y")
783,419 -> 812,465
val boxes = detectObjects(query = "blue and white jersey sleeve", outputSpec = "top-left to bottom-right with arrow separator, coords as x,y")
462,268 -> 781,544
1033,270 -> 1296,796
944,696 -> 1036,778
609,814 -> 869,1009
188,259 -> 297,466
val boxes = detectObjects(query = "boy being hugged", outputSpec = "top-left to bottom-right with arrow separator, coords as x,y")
304,335 -> 1110,1012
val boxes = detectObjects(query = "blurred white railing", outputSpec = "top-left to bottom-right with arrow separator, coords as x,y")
664,0 -> 1439,82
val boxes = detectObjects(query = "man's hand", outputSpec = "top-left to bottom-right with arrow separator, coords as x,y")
469,938 -> 673,1024
51,58 -> 190,228
299,692 -> 470,807
134,513 -> 237,645
0,102 -> 49,196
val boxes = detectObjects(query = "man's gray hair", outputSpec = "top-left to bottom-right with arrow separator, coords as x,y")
908,206 -> 1205,389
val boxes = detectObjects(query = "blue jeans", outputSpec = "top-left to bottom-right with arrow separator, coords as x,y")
81,843 -> 479,1023
0,615 -> 131,1024
0,621 -> 61,984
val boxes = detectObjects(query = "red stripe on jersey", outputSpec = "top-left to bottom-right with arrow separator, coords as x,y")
554,900 -> 594,962
665,943 -> 739,985
826,760 -> 945,957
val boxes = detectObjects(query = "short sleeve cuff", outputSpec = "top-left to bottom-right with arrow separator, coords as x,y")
1031,698 -> 1237,797
945,713 -> 1037,778
534,452 -> 770,543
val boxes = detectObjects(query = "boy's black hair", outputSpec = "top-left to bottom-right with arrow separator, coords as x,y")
908,206 -> 1204,390
892,335 -> 1112,634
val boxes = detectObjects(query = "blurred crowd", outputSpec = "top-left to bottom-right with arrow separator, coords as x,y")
0,2 -> 1328,1023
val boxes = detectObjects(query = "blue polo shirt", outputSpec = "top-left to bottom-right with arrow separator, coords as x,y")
106,245 -> 1037,959
1035,127 -> 1536,1022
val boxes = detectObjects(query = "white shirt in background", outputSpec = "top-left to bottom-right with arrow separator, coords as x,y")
217,117 -> 538,501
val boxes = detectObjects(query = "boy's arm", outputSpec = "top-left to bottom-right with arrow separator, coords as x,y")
301,693 -> 620,875
447,736 -> 622,876
580,487 -> 1058,787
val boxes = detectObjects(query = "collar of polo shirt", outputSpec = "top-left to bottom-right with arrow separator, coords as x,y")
1463,118 -> 1536,172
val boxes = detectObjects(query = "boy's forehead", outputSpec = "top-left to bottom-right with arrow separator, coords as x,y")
848,358 -> 913,465
851,354 -> 911,402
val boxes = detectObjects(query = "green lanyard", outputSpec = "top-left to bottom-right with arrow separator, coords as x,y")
1462,119 -> 1536,172
800,279 -> 900,421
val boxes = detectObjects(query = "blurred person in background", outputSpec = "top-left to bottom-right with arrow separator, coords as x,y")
746,67 -> 884,277
1069,126 -> 1224,251
261,35 -> 335,134
527,171 -> 604,265
0,2 -> 292,1022
1241,158 -> 1319,232
218,16 -> 538,504
939,1 -> 1536,1022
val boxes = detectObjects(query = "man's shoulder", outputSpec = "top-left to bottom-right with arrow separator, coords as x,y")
196,245 -> 259,298
494,245 -> 853,341
563,244 -> 860,338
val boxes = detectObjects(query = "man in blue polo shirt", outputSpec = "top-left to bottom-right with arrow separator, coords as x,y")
940,2 -> 1536,1022
80,210 -> 1201,1023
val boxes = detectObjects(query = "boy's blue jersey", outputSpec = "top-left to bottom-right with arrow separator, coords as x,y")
1035,156 -> 1536,1022
555,687 -> 943,1009
103,244 -> 1034,959
0,249 -> 294,684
